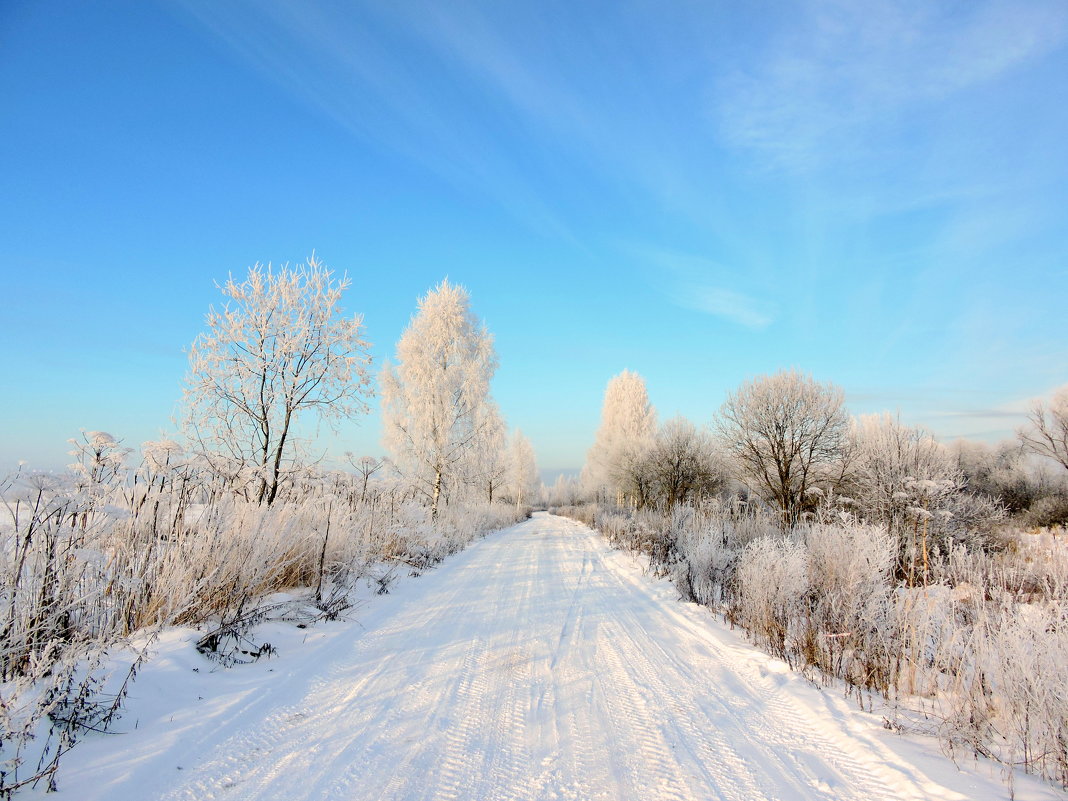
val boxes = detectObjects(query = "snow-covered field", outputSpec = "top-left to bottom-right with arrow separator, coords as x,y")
29,513 -> 1061,801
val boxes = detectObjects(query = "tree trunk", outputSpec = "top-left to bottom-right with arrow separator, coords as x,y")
315,501 -> 334,604
265,409 -> 294,506
431,468 -> 442,521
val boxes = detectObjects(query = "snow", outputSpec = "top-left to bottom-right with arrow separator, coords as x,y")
28,513 -> 1062,800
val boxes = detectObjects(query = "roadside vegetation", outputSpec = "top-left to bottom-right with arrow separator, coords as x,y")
0,261 -> 534,795
555,369 -> 1068,793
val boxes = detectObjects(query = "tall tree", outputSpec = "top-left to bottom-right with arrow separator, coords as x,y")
508,429 -> 539,508
464,402 -> 509,503
183,256 -> 372,505
380,280 -> 498,518
717,369 -> 847,526
585,369 -> 657,506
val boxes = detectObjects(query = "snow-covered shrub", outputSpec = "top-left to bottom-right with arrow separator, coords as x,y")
1,438 -> 522,795
554,502 -> 778,611
966,601 -> 1068,787
572,496 -> 1068,790
802,523 -> 896,691
595,510 -> 637,549
549,503 -> 597,527
890,567 -> 1068,788
736,535 -> 810,662
1024,494 -> 1068,529
661,503 -> 766,608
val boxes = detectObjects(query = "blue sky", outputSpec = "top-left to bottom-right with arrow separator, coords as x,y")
2,0 -> 1066,475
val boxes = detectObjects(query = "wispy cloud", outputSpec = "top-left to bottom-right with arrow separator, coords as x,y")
379,1 -> 743,219
716,0 -> 1068,170
935,409 -> 1027,420
168,0 -> 578,240
933,385 -> 1068,440
628,245 -> 776,330
670,285 -> 774,330
167,0 -> 754,243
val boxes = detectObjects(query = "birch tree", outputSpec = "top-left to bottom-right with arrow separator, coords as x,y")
380,280 -> 498,518
183,256 -> 372,505
508,429 -> 539,508
463,402 -> 509,503
585,369 -> 657,505
716,369 -> 847,526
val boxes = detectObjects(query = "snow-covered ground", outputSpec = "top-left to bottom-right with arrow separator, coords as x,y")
30,513 -> 1062,800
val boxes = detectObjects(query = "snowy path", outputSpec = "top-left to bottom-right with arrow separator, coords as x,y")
44,512 -> 1057,801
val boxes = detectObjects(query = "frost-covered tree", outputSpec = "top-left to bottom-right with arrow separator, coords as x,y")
848,414 -> 962,530
183,256 -> 373,505
717,369 -> 847,526
463,403 -> 509,503
1019,385 -> 1068,472
645,416 -> 724,508
585,370 -> 657,505
508,429 -> 539,508
380,280 -> 498,519
848,414 -> 1008,578
546,473 -> 584,507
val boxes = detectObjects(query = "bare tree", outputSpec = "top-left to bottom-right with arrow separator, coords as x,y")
380,280 -> 498,519
716,369 -> 847,526
183,255 -> 372,505
1019,386 -> 1068,472
645,416 -> 724,508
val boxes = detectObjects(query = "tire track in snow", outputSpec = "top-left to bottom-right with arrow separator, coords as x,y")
598,563 -> 848,800
578,538 -> 773,801
156,561 -> 482,800
592,533 -> 954,801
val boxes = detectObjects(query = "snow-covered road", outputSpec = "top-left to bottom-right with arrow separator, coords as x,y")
45,512 -> 1057,801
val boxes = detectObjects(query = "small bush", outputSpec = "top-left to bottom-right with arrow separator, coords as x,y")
1024,494 -> 1068,529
